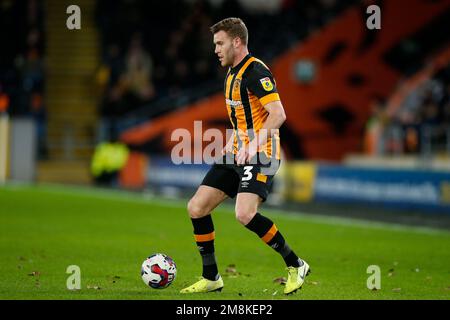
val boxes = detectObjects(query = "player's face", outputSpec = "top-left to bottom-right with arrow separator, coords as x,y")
213,31 -> 235,67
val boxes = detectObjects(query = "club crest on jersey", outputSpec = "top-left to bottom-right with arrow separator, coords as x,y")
260,77 -> 273,91
233,78 -> 241,91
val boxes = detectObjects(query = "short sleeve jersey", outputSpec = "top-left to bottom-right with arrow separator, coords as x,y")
224,54 -> 281,159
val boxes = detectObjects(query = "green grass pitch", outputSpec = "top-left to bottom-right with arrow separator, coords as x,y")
0,183 -> 449,300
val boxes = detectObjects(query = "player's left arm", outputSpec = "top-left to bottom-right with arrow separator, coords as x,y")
238,100 -> 286,164
255,100 -> 286,148
237,63 -> 287,164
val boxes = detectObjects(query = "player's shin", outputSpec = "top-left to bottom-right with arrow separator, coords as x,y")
245,212 -> 302,267
191,215 -> 219,280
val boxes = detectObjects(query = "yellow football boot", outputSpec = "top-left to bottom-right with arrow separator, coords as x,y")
284,260 -> 310,295
180,276 -> 224,293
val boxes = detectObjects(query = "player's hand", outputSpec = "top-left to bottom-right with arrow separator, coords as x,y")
236,147 -> 248,165
221,143 -> 234,156
247,140 -> 258,164
236,141 -> 258,165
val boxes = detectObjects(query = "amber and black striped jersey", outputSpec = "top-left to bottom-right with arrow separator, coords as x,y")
224,54 -> 281,160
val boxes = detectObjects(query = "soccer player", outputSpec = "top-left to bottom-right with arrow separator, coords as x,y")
180,17 -> 310,295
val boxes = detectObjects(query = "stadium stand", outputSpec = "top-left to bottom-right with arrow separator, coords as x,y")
120,0 -> 450,161
95,0 -> 358,143
0,0 -> 46,158
373,50 -> 450,156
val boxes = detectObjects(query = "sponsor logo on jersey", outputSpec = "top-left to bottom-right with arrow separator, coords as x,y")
226,99 -> 243,108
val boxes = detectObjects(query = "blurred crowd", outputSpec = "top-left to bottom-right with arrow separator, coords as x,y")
0,0 -> 46,158
94,0 -> 353,121
6,0 -> 446,160
365,62 -> 450,156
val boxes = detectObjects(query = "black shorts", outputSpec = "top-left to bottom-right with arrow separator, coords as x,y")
201,153 -> 280,202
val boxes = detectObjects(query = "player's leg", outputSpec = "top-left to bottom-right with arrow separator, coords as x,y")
235,192 -> 304,269
187,185 -> 227,281
181,164 -> 239,293
235,164 -> 310,294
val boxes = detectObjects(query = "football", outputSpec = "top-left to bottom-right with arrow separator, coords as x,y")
141,253 -> 177,289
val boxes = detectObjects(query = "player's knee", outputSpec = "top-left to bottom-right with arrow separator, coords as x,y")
187,198 -> 208,219
235,206 -> 256,225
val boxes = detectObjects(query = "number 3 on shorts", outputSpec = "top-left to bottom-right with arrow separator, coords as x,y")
242,166 -> 253,181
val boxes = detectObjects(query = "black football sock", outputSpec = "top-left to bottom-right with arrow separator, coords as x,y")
245,212 -> 301,268
191,215 -> 219,281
